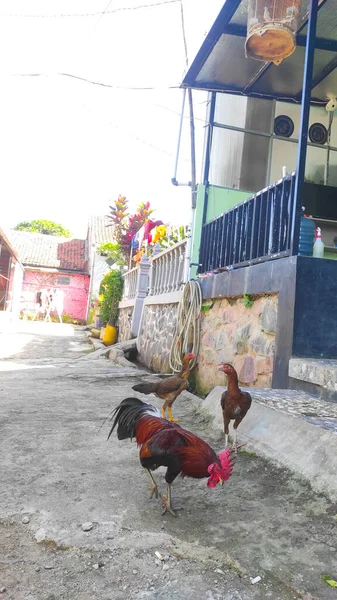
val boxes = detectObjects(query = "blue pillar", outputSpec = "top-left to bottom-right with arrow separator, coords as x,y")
196,91 -> 216,274
202,92 -> 216,188
291,0 -> 319,254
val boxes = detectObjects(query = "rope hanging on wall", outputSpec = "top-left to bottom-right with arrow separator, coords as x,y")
246,0 -> 302,65
169,279 -> 202,373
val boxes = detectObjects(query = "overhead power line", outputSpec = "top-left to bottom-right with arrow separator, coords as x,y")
76,99 -> 191,162
0,0 -> 179,18
12,72 -> 180,90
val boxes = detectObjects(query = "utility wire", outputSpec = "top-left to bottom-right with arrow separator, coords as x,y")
0,0 -> 179,18
12,72 -> 180,90
76,99 -> 191,161
179,0 -> 196,205
179,0 -> 189,67
154,103 -> 207,124
89,0 -> 115,36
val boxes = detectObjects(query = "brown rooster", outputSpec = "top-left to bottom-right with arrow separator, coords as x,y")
108,397 -> 234,516
132,353 -> 195,422
218,363 -> 252,453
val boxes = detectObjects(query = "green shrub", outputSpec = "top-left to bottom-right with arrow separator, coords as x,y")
99,270 -> 124,326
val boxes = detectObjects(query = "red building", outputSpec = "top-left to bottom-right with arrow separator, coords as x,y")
7,231 -> 90,322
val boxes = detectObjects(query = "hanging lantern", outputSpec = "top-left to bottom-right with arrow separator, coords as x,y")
246,0 -> 302,65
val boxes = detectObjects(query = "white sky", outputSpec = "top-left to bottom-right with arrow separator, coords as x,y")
0,0 -> 224,238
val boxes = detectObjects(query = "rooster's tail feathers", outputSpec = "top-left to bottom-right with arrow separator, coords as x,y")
107,397 -> 158,441
132,382 -> 157,395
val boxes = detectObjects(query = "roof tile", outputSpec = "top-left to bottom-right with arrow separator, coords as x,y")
89,215 -> 115,246
6,230 -> 88,272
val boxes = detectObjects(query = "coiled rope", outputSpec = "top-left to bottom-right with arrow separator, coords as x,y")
169,279 -> 202,373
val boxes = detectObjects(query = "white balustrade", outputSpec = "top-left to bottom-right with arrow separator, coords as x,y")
149,240 -> 186,296
122,266 -> 139,301
121,239 -> 187,304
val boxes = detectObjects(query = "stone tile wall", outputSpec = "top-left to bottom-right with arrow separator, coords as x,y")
137,302 -> 179,373
194,294 -> 278,396
118,306 -> 134,342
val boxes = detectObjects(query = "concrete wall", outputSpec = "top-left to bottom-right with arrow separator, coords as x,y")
92,254 -> 110,297
205,185 -> 252,222
22,270 -> 90,321
8,260 -> 24,316
195,294 -> 277,396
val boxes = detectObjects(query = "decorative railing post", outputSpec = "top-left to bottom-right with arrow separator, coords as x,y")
130,254 -> 151,337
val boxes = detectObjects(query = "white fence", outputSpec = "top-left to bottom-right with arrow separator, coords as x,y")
121,240 -> 187,302
122,266 -> 139,301
149,240 -> 186,296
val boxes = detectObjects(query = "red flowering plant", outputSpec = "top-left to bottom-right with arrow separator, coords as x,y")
106,196 -> 154,265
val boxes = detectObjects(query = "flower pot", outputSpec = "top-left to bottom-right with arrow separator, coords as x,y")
103,324 -> 118,346
95,316 -> 103,328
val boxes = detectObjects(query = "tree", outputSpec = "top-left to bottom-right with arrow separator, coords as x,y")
14,220 -> 71,237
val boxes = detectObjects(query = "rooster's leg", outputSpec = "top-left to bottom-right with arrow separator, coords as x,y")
161,484 -> 177,517
161,406 -> 166,419
167,407 -> 179,423
223,417 -> 230,449
230,429 -> 246,453
230,429 -> 238,454
145,469 -> 159,499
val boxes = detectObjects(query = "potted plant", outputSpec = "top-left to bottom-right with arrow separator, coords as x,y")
99,270 -> 124,346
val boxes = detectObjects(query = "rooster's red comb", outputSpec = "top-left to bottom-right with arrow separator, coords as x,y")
218,448 -> 234,475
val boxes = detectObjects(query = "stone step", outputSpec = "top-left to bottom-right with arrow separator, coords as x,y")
289,357 -> 337,402
199,386 -> 337,502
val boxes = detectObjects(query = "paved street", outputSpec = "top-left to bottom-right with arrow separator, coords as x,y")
0,322 -> 337,600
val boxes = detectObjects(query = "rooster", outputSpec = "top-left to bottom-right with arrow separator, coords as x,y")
108,397 -> 234,516
132,353 -> 195,422
218,363 -> 252,453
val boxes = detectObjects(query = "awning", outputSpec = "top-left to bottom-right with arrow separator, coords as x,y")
181,0 -> 337,104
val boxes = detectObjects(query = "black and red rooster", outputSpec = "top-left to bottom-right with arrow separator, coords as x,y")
108,397 -> 234,516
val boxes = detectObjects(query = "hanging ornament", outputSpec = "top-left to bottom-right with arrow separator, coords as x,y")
246,0 -> 303,65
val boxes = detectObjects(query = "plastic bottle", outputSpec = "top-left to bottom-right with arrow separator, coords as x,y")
298,207 -> 315,256
313,227 -> 325,258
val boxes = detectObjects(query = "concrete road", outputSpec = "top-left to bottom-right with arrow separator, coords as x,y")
0,323 -> 337,600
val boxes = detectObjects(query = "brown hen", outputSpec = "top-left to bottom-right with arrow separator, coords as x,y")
132,353 -> 195,422
219,363 -> 252,453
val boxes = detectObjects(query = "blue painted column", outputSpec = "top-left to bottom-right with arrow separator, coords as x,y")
194,92 -> 216,274
291,0 -> 319,254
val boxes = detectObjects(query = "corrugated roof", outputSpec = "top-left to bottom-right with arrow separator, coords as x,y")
89,215 -> 116,246
182,0 -> 337,104
6,230 -> 88,272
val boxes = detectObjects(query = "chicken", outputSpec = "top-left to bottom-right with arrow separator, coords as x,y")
132,352 -> 195,422
108,397 -> 234,517
218,363 -> 252,453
